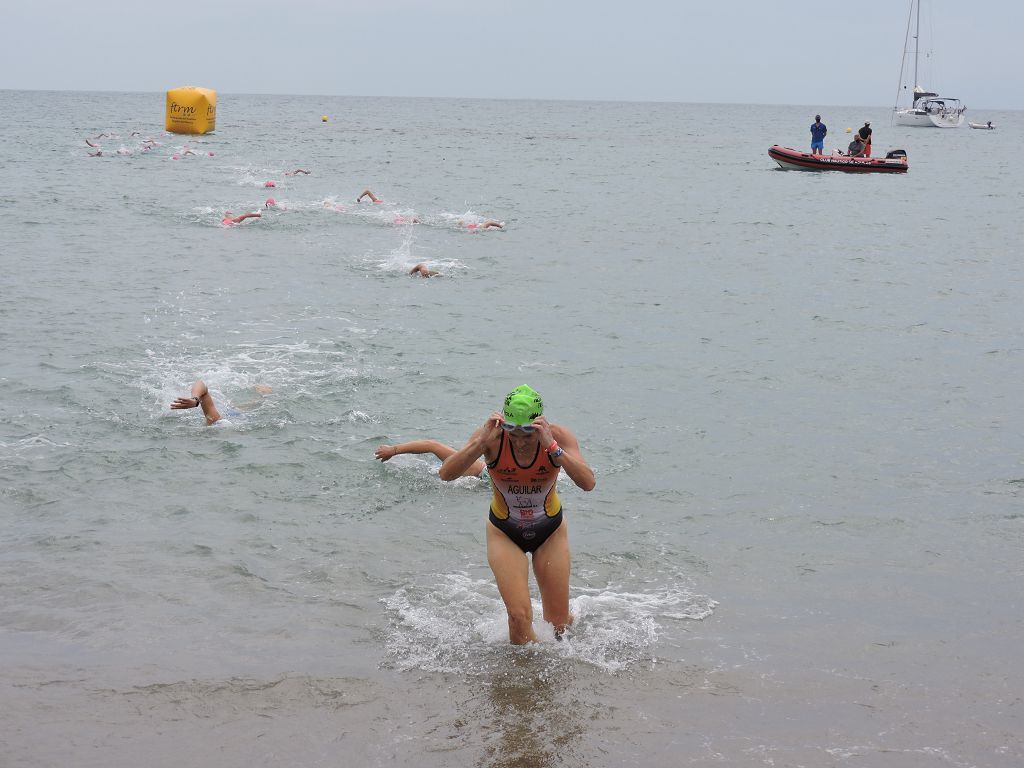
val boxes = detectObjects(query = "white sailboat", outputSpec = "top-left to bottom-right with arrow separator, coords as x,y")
893,0 -> 965,128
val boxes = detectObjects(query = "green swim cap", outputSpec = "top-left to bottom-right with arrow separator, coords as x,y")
502,385 -> 544,425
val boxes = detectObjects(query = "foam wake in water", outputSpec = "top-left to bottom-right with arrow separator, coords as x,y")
367,229 -> 464,277
381,571 -> 716,674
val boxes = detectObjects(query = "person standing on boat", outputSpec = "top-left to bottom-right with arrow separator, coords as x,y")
810,115 -> 827,155
857,122 -> 873,157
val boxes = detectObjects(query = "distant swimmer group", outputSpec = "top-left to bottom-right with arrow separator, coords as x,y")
85,132 -> 213,161
82,130 -> 505,270
348,190 -> 504,238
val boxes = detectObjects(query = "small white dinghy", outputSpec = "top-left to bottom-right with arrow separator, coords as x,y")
969,122 -> 996,130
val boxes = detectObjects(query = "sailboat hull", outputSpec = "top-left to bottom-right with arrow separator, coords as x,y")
895,109 -> 965,128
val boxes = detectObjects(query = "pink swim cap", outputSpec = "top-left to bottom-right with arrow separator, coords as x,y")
208,151 -> 214,156
466,223 -> 479,229
264,181 -> 276,188
265,197 -> 276,207
171,155 -> 179,160
221,218 -> 234,226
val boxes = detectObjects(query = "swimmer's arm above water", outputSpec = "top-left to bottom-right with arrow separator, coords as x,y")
223,211 -> 261,224
170,379 -> 221,425
438,412 -> 504,481
377,440 -> 485,477
376,440 -> 447,462
534,417 -> 595,492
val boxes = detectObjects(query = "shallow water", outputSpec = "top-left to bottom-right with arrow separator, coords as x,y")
2,90 -> 1022,766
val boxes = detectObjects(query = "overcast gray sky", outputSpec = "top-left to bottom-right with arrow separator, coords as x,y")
2,0 -> 1020,109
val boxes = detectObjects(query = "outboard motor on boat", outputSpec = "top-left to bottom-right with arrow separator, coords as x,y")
885,149 -> 908,160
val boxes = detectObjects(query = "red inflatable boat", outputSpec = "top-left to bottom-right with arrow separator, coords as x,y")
768,145 -> 909,173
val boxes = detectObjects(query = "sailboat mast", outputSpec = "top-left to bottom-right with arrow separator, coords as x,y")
893,0 -> 915,118
913,0 -> 920,87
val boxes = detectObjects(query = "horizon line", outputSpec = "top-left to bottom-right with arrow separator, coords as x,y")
0,87 -> 1018,113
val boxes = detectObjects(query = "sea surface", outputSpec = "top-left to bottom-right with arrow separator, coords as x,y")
1,90 -> 1022,767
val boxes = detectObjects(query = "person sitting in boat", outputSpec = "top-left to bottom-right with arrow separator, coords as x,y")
846,136 -> 866,158
857,122 -> 872,157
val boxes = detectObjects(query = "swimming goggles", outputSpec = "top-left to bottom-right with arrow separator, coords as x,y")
501,422 -> 536,434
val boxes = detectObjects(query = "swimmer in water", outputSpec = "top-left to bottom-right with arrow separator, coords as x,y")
85,139 -> 99,148
440,385 -> 595,644
265,198 -> 276,208
356,189 -> 383,203
171,380 -> 272,425
460,219 -> 504,230
222,211 -> 261,225
285,169 -> 311,176
375,440 -> 485,477
409,263 -> 439,278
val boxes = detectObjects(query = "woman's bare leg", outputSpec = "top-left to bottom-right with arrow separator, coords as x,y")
487,523 -> 536,644
532,521 -> 572,636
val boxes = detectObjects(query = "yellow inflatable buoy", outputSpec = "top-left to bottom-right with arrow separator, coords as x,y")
166,86 -> 216,135
846,127 -> 853,133
321,115 -> 328,122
